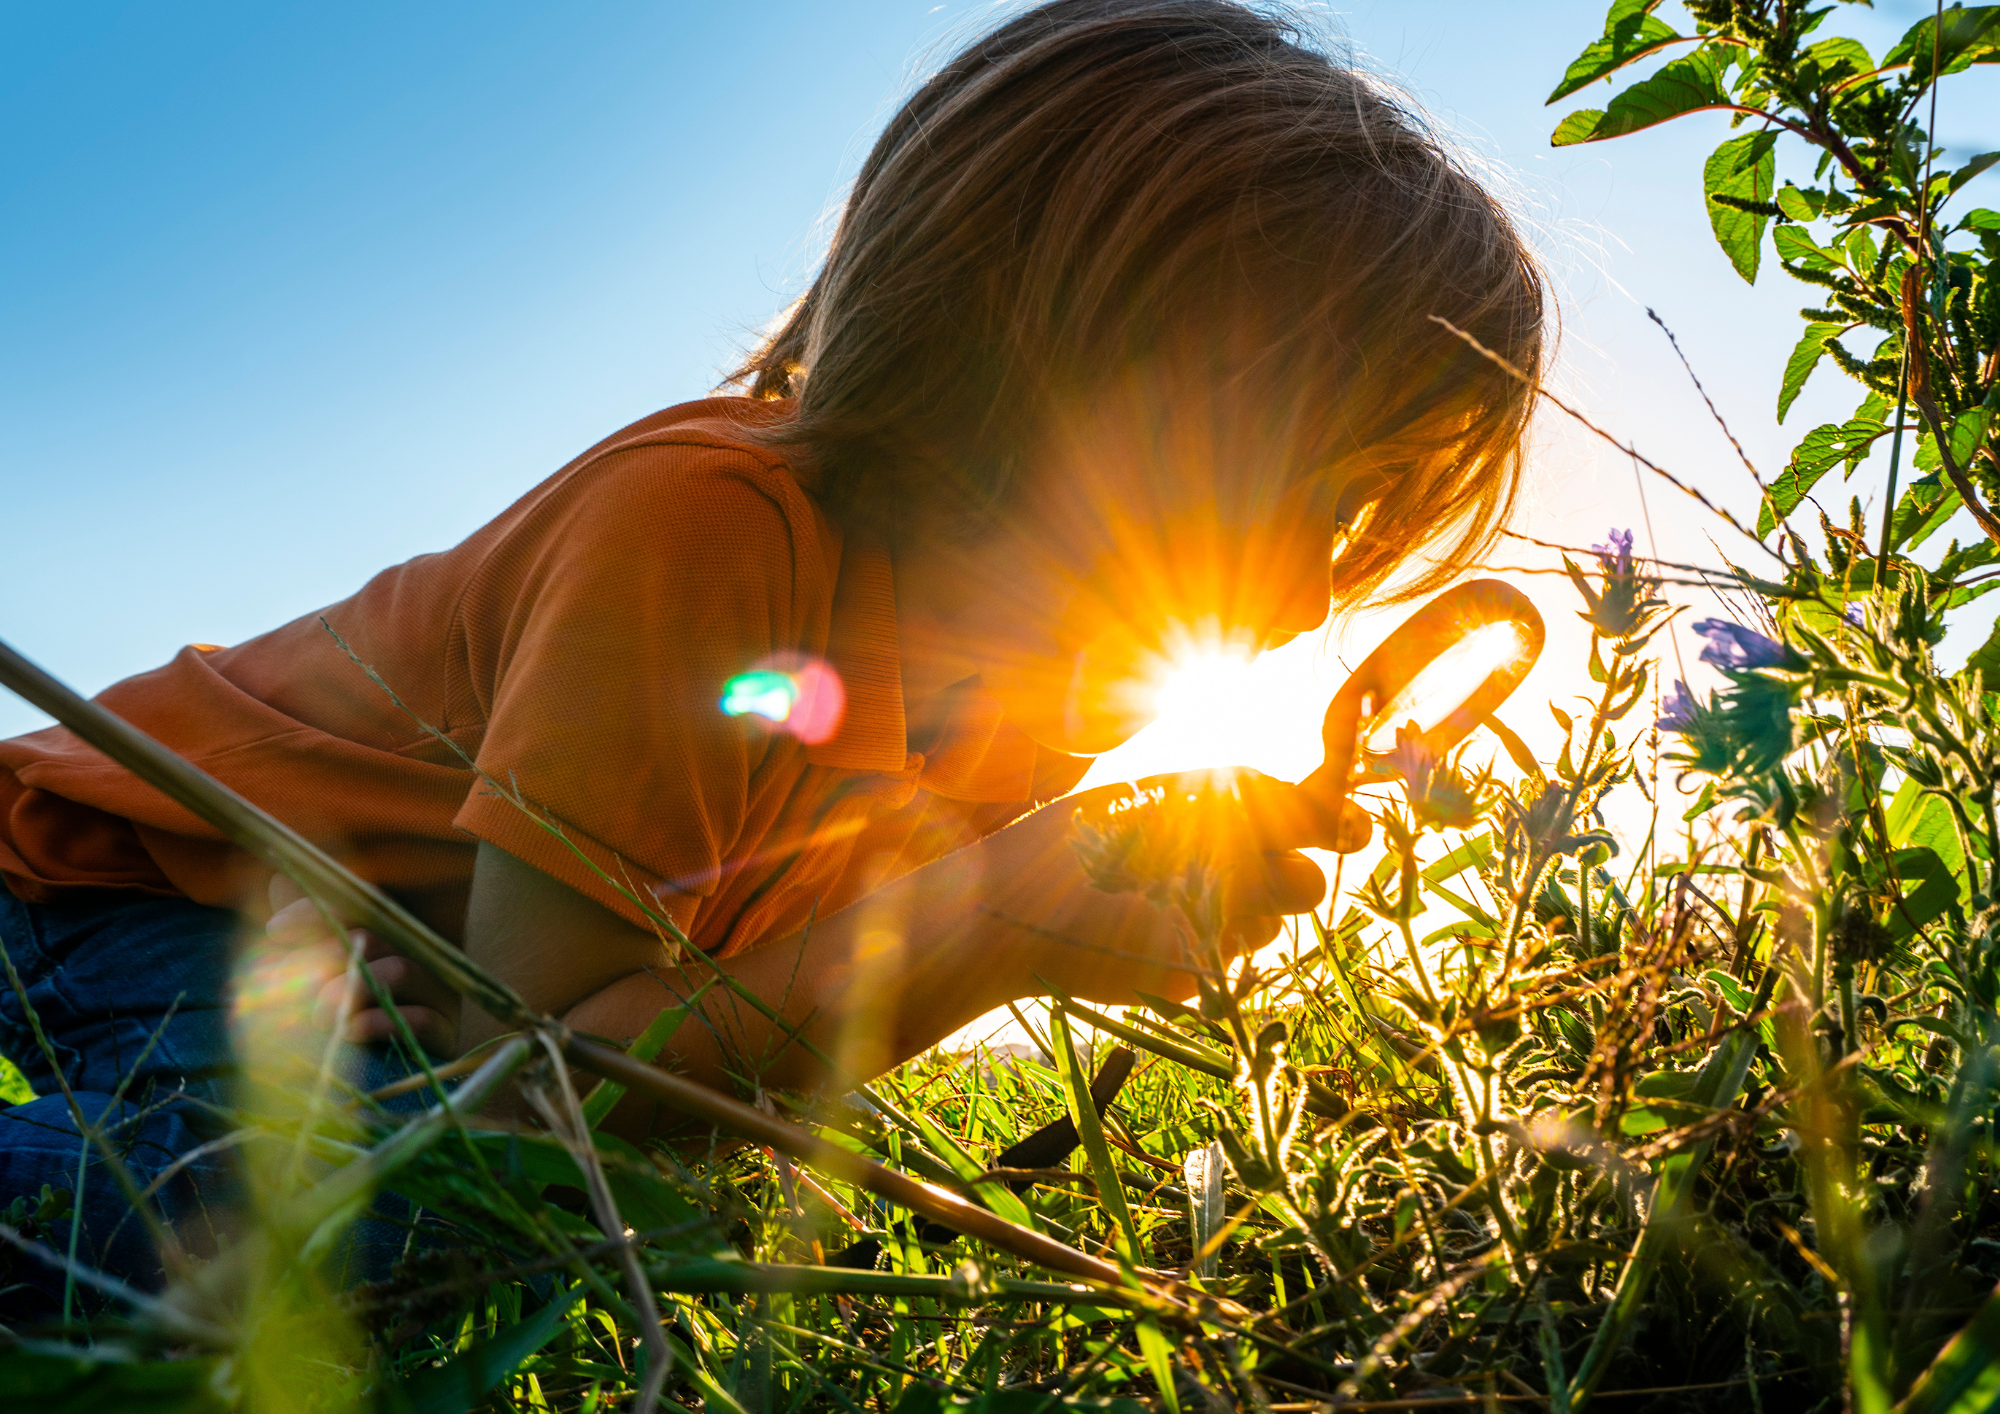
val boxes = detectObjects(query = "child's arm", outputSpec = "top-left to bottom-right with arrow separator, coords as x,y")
455,785 -> 1290,1097
301,778 -> 1327,1143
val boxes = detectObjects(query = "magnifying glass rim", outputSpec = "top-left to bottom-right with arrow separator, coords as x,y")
1309,578 -> 1545,798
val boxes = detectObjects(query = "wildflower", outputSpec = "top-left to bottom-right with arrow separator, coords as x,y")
1383,723 -> 1483,831
1654,678 -> 1755,779
1070,771 -> 1237,939
1566,527 -> 1667,641
1842,602 -> 1866,627
1656,680 -> 1699,733
1693,618 -> 1798,672
1592,528 -> 1637,576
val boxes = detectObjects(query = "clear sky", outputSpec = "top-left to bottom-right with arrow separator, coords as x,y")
3,0 -> 1994,788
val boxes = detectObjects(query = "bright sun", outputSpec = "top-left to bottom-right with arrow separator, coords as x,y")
1150,647 -> 1262,727
1076,644 -> 1287,788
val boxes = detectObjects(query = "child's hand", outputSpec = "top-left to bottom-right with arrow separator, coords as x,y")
265,877 -> 461,1057
1033,769 -> 1366,1005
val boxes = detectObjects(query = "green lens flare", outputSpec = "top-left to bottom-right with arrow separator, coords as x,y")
721,670 -> 798,722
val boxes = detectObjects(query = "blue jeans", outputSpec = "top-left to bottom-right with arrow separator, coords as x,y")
0,885 -> 429,1318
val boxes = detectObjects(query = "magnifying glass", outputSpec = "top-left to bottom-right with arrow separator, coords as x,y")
1301,578 -> 1544,841
1072,579 -> 1543,865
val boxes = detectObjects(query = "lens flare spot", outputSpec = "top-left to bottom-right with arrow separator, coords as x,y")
721,661 -> 845,745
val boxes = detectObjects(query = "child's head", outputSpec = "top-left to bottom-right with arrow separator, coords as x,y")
736,0 -> 1546,749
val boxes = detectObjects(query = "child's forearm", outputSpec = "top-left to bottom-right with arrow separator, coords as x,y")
562,798 -> 1176,1141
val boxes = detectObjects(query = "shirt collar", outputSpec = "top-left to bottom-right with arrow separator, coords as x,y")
805,539 -> 1049,803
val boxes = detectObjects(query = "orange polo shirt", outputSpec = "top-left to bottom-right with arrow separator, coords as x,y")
0,399 -> 1089,956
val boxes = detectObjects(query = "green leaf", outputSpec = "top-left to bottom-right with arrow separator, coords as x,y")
1547,2 -> 1684,103
579,978 -> 714,1129
909,1108 -> 1044,1232
1773,223 -> 1836,271
1887,779 -> 1969,900
1760,415 -> 1883,533
1884,847 -> 1961,941
1894,1275 -> 2000,1414
383,1283 -> 586,1414
1776,322 -> 1845,424
1961,208 -> 2000,232
1422,832 -> 1496,885
1775,183 -> 1821,222
1135,1317 -> 1183,1414
1044,987 -> 1234,1080
1048,1004 -> 1142,1268
1891,475 -> 1962,551
1705,130 -> 1779,282
1962,614 -> 2000,684
1948,151 -> 2000,197
1797,35 -> 1876,87
1551,49 -> 1731,146
1883,6 -> 2000,82
0,1349 -> 226,1413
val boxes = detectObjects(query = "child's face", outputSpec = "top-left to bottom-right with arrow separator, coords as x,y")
962,377 -> 1350,755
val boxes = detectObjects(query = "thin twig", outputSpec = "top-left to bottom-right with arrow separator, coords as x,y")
1431,316 -> 1787,565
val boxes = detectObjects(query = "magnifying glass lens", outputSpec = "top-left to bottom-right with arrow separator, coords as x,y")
1359,621 -> 1537,756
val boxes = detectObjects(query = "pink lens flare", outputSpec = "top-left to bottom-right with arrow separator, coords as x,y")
719,659 -> 846,745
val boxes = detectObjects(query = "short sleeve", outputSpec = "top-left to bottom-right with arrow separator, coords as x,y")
451,445 -> 821,934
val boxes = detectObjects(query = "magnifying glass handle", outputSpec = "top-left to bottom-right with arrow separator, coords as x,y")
1297,690 -> 1369,853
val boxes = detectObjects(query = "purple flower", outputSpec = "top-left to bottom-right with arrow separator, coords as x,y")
1592,528 -> 1636,578
1693,619 -> 1792,671
1656,681 -> 1699,733
1569,528 -> 1665,641
1384,722 -> 1482,830
1383,722 -> 1436,789
1842,603 -> 1865,627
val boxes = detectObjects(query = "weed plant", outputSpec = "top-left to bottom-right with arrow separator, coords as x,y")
6,3 -> 2000,1409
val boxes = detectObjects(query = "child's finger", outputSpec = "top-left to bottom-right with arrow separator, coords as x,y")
1221,912 -> 1285,956
342,1005 -> 453,1051
268,872 -> 306,915
1235,773 -> 1371,854
265,896 -> 367,952
1219,848 -> 1325,921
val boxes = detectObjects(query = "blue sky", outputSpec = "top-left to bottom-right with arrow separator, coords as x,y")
2,1 -> 1993,747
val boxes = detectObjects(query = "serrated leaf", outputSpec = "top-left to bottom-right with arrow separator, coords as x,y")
1705,130 -> 1778,282
1547,5 -> 1685,103
1550,49 -> 1731,146
1777,321 -> 1844,423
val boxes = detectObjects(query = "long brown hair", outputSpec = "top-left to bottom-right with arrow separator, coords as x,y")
731,0 -> 1546,606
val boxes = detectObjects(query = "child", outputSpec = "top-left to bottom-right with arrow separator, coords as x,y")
0,0 -> 1542,1306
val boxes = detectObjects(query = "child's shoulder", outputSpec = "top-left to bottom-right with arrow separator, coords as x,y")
562,396 -> 809,497
506,396 -> 828,550
448,397 -> 840,626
